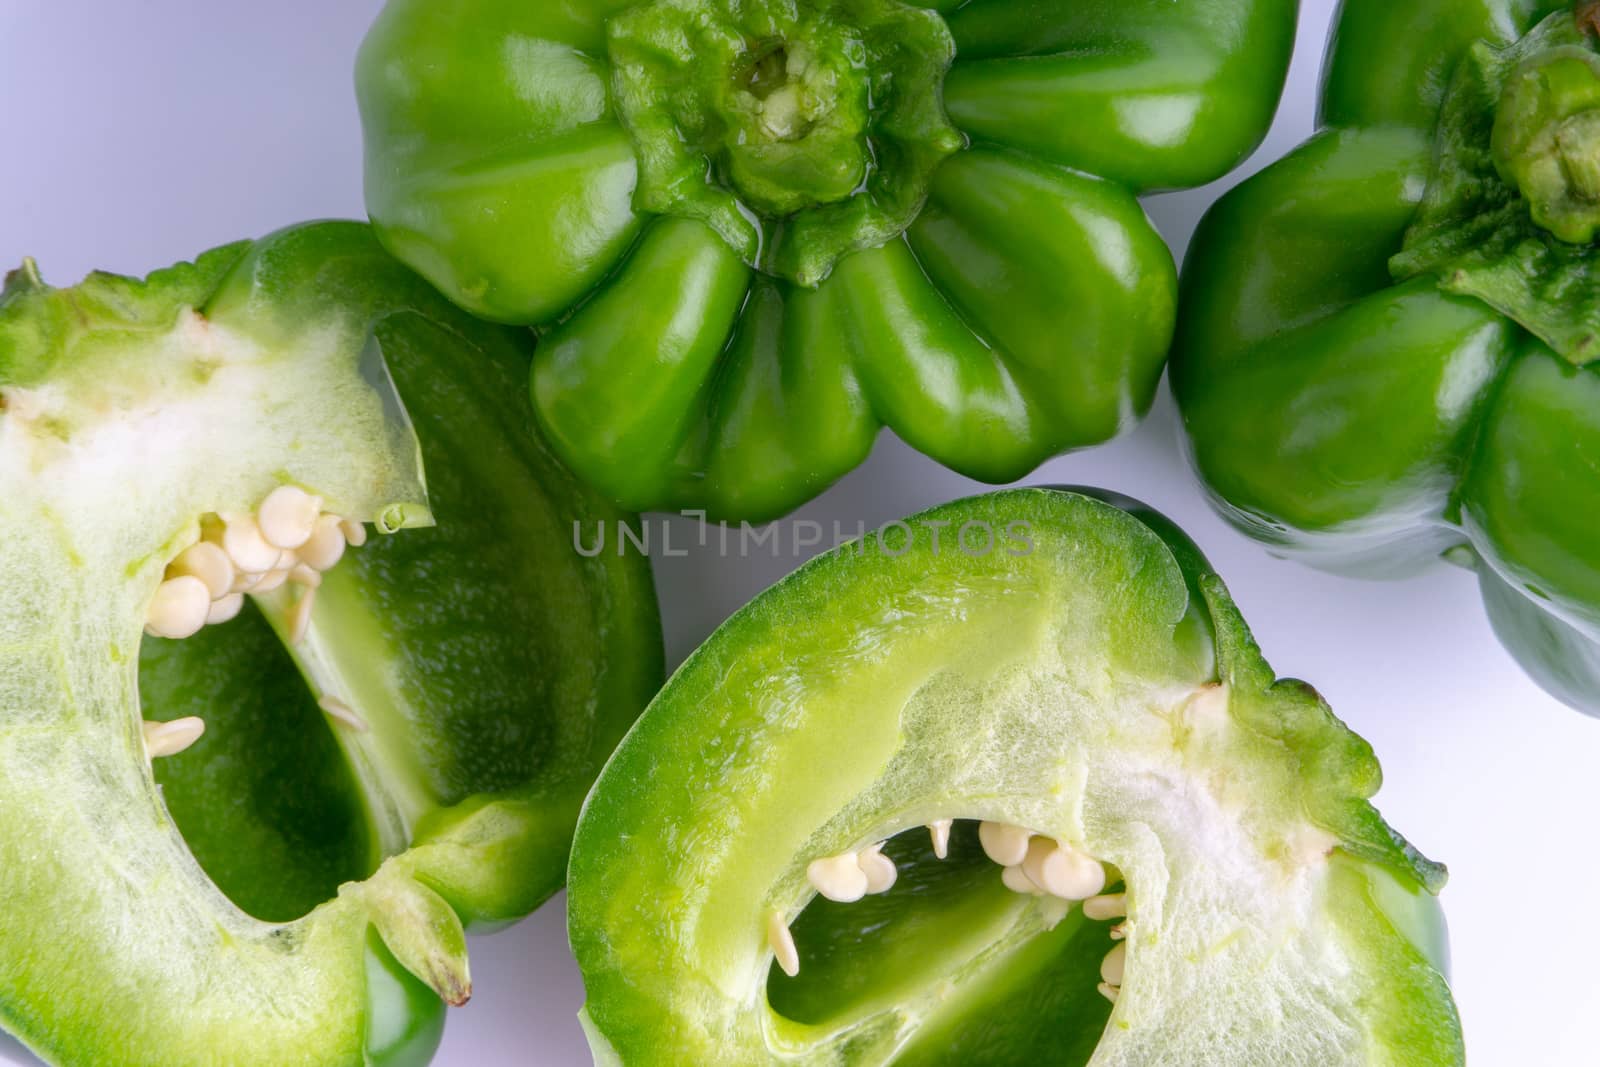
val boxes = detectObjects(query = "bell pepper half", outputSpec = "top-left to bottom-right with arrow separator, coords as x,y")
0,222 -> 662,1066
569,488 -> 1460,1065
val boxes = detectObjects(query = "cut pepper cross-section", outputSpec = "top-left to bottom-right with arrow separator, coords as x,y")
569,489 -> 1460,1065
0,222 -> 662,1067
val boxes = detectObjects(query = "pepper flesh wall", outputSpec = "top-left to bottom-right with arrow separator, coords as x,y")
356,0 -> 1299,522
569,488 -> 1461,1066
1174,0 -> 1600,715
0,223 -> 661,1067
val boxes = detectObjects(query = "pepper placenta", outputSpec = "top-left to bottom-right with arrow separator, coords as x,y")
356,0 -> 1299,521
0,222 -> 662,1065
1173,0 -> 1600,715
569,488 -> 1460,1064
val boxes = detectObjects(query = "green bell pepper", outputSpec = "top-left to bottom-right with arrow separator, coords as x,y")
355,0 -> 1299,521
0,222 -> 661,1066
569,488 -> 1460,1064
1173,0 -> 1600,714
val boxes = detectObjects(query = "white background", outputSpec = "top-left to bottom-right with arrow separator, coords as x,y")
2,2 -> 1596,1064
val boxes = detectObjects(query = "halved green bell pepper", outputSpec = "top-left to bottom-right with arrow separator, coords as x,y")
0,222 -> 661,1066
569,488 -> 1460,1064
1173,0 -> 1600,714
356,0 -> 1298,521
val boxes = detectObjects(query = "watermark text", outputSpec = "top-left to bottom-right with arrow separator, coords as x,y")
574,511 -> 1034,560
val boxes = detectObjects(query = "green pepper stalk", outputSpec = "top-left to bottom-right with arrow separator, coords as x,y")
569,488 -> 1460,1065
356,0 -> 1299,522
1173,0 -> 1600,714
0,223 -> 662,1066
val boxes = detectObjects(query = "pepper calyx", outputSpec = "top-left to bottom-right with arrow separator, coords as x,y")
606,0 -> 964,287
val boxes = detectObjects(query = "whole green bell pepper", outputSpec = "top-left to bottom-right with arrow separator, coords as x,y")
569,488 -> 1460,1064
355,0 -> 1298,522
1173,0 -> 1600,715
0,221 -> 661,1066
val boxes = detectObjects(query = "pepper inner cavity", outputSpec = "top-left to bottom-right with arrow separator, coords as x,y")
767,819 -> 1130,1031
740,41 -> 793,102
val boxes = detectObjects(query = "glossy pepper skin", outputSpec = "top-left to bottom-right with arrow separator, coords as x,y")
570,488 -> 1461,1065
1172,0 -> 1600,715
356,0 -> 1299,522
0,222 -> 661,1066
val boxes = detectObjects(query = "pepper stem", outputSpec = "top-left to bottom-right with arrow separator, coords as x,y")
1492,32 -> 1600,243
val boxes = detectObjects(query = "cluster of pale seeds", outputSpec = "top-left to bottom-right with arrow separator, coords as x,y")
140,486 -> 367,760
769,819 -> 1129,1002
